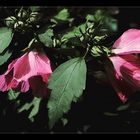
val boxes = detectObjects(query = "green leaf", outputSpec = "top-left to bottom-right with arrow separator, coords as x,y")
61,118 -> 68,126
18,97 -> 41,122
104,112 -> 119,116
117,103 -> 130,111
0,50 -> 12,66
61,23 -> 86,41
0,27 -> 13,53
48,57 -> 87,129
30,6 -> 41,12
105,18 -> 118,32
86,10 -> 118,33
51,8 -> 73,26
7,89 -> 20,101
54,9 -> 70,21
95,10 -> 118,32
86,14 -> 95,21
38,28 -> 54,47
94,10 -> 104,22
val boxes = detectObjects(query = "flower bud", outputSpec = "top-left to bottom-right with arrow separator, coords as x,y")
14,21 -> 24,29
5,16 -> 16,27
17,9 -> 28,20
28,12 -> 40,23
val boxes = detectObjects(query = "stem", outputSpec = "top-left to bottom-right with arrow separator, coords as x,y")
21,38 -> 36,52
83,44 -> 90,58
20,6 -> 24,12
28,38 -> 36,48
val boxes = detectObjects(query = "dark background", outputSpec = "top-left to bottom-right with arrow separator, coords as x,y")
0,7 -> 140,134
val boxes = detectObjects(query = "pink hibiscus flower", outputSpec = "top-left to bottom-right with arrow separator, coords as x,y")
105,29 -> 140,102
0,50 -> 52,97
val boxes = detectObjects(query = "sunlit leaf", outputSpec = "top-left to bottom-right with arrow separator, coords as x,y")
0,50 -> 12,66
38,28 -> 54,47
18,97 -> 41,122
30,6 -> 41,12
54,9 -> 70,21
117,103 -> 130,111
7,89 -> 20,101
0,27 -> 13,53
48,57 -> 87,129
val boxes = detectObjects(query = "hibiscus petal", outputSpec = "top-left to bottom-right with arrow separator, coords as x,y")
20,80 -> 30,92
0,75 -> 8,91
13,53 -> 32,81
112,29 -> 140,55
0,69 -> 14,91
29,76 -> 49,98
110,55 -> 140,88
0,50 -> 52,97
41,74 -> 51,83
14,51 -> 52,81
5,59 -> 17,75
104,59 -> 130,102
29,51 -> 52,75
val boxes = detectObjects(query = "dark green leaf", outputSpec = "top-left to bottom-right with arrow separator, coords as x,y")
86,10 -> 118,33
0,50 -> 12,66
48,57 -> 87,129
104,112 -> 119,116
50,8 -> 73,26
7,89 -> 20,101
18,97 -> 41,122
61,118 -> 68,126
30,6 -> 41,12
94,10 -> 104,22
54,9 -> 70,21
0,27 -> 13,53
104,18 -> 118,32
86,14 -> 95,21
117,103 -> 130,111
38,28 -> 54,47
68,37 -> 83,46
61,24 -> 86,40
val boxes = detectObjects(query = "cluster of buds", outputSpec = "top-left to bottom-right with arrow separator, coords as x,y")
4,8 -> 40,32
91,45 -> 111,57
